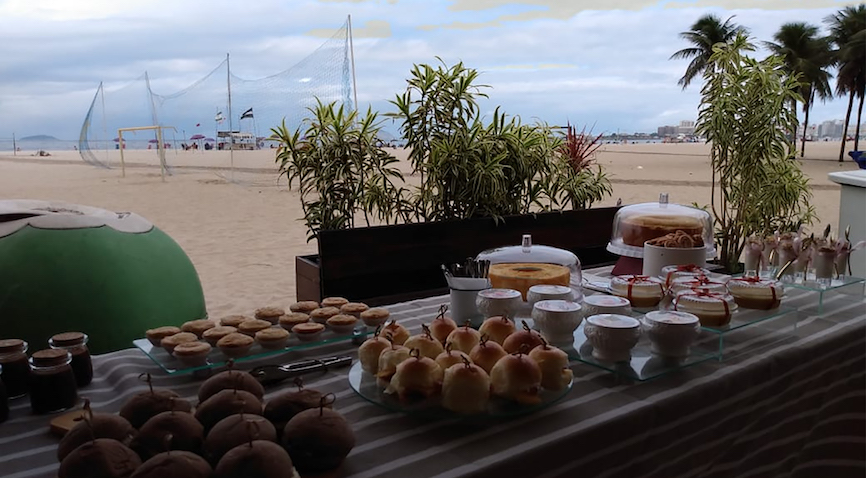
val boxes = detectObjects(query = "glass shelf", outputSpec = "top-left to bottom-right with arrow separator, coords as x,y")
134,325 -> 375,375
784,275 -> 865,313
347,361 -> 572,418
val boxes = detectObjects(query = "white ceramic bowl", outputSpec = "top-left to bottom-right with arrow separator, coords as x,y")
642,310 -> 700,358
582,295 -> 632,317
476,288 -> 523,319
583,314 -> 641,362
531,300 -> 583,345
527,285 -> 574,309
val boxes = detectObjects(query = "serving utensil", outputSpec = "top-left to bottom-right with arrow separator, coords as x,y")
249,356 -> 353,386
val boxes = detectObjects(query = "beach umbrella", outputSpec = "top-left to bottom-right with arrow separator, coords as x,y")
190,134 -> 206,140
148,139 -> 159,143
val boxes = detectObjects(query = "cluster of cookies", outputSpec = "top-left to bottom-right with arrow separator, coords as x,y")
144,297 -> 390,367
645,230 -> 705,248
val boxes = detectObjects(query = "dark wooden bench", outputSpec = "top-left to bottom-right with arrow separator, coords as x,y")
296,207 -> 620,306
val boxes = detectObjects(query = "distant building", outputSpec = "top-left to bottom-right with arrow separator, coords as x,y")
676,120 -> 695,136
818,120 -> 844,139
657,125 -> 676,136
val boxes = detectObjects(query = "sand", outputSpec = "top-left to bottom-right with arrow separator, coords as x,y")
0,141 -> 859,317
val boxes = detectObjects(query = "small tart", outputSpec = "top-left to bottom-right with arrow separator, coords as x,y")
340,302 -> 369,319
255,327 -> 290,349
279,312 -> 310,330
202,326 -> 238,346
237,319 -> 272,336
220,315 -> 250,327
610,275 -> 665,308
161,332 -> 199,354
255,307 -> 285,324
181,319 -> 217,338
360,308 -> 390,327
327,314 -> 358,335
727,278 -> 784,310
146,326 -> 181,347
292,322 -> 326,342
216,332 -> 255,358
172,341 -> 212,366
289,301 -> 319,313
321,297 -> 349,308
309,307 -> 341,324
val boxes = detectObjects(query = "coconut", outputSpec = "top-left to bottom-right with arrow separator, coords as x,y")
214,440 -> 295,478
282,399 -> 355,472
131,410 -> 204,460
58,438 -> 142,478
205,413 -> 277,464
194,388 -> 263,432
198,363 -> 264,403
130,450 -> 212,478
119,375 -> 192,429
58,400 -> 136,461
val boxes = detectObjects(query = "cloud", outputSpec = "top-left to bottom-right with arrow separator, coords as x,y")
308,19 -> 392,38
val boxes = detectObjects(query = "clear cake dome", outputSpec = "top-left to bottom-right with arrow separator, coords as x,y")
476,234 -> 582,302
607,193 -> 715,259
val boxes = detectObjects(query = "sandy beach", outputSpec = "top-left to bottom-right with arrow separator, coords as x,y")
0,141 -> 859,318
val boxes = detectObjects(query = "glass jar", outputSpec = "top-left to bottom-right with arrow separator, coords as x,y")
0,365 -> 8,423
29,349 -> 78,414
49,332 -> 92,387
0,339 -> 30,398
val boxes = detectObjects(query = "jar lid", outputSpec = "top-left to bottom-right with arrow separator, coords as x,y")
528,285 -> 572,295
0,338 -> 27,354
534,300 -> 581,313
31,348 -> 71,367
586,314 -> 639,329
644,310 -> 699,325
50,332 -> 87,347
583,295 -> 630,308
477,288 -> 522,300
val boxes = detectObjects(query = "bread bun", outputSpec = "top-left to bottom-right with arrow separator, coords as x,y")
435,345 -> 471,371
441,359 -> 491,414
381,320 -> 410,345
385,352 -> 443,401
402,325 -> 445,359
376,345 -> 411,382
502,321 -> 544,354
428,305 -> 457,344
528,343 -> 572,391
445,324 -> 481,354
490,353 -> 542,405
131,450 -> 212,478
478,316 -> 515,345
469,337 -> 507,374
58,438 -> 141,478
358,335 -> 391,374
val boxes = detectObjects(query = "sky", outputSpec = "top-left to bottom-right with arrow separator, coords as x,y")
0,0 -> 861,140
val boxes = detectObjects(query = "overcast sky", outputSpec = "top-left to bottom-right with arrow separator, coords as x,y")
0,0 -> 860,140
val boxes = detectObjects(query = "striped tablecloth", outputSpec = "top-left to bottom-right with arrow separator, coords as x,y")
1,268 -> 864,478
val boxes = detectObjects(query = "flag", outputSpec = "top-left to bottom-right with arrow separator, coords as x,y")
215,111 -> 225,123
240,107 -> 254,120
195,123 -> 201,127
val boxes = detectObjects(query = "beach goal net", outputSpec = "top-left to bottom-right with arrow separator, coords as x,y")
79,18 -> 353,173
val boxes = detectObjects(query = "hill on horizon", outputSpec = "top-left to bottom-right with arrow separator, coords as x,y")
19,134 -> 60,141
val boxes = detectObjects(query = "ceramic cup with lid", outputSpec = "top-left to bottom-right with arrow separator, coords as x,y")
582,295 -> 632,317
642,310 -> 701,358
583,314 -> 641,363
476,288 -> 523,320
531,300 -> 583,345
527,285 -> 574,309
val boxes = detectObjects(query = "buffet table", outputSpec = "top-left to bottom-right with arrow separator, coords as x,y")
1,266 -> 864,478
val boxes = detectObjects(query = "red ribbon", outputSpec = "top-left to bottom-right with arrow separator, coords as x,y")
674,288 -> 730,316
665,264 -> 704,286
730,277 -> 778,302
626,275 -> 664,301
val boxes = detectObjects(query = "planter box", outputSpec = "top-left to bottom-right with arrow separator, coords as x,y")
296,207 -> 621,306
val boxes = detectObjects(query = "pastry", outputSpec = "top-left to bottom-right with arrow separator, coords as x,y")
403,324 -> 445,359
385,350 -> 444,400
220,315 -> 250,328
282,405 -> 355,473
161,332 -> 199,354
488,263 -> 570,300
199,366 -> 264,403
309,307 -> 340,325
428,305 -> 456,344
376,344 -> 411,382
381,320 -> 410,345
132,409 -> 205,459
57,401 -> 135,461
583,314 -> 641,362
216,333 -> 255,358
264,384 -> 327,433
502,321 -> 544,354
194,389 -> 263,432
359,332 -> 391,374
181,319 -> 217,338
441,357 -> 491,414
669,275 -> 727,295
660,264 -> 711,286
478,316 -> 515,345
610,275 -> 665,308
646,230 -> 705,248
326,314 -> 358,335
435,344 -> 472,371
469,336 -> 507,373
620,214 -> 703,247
120,381 -> 192,429
255,307 -> 285,325
173,341 -> 212,367
360,307 -> 390,328
490,352 -> 542,405
727,277 -> 784,310
203,326 -> 238,346
289,301 -> 319,314
340,302 -> 369,319
146,326 -> 181,347
255,327 -> 290,349
445,323 -> 481,354
673,289 -> 736,327
130,450 -> 212,478
321,297 -> 349,308
528,341 -> 572,391
59,438 -> 142,478
237,319 -> 272,337
279,312 -> 309,331
214,441 -> 296,478
291,322 -> 325,342
205,414 -> 278,464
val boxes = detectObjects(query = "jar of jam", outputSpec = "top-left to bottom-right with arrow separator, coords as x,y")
49,332 -> 92,387
0,366 -> 9,423
29,349 -> 78,414
0,339 -> 30,398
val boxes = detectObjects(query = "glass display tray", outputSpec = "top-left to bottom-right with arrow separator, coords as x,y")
348,361 -> 572,418
784,275 -> 865,313
134,325 -> 374,375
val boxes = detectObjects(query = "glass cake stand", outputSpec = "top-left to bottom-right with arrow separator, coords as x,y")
784,275 -> 865,313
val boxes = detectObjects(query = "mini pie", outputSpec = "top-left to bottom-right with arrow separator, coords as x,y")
255,327 -> 290,350
172,341 -> 212,367
360,308 -> 390,328
321,297 -> 349,308
610,275 -> 665,308
292,322 -> 325,342
161,332 -> 199,354
279,312 -> 310,331
673,289 -> 736,327
220,315 -> 250,328
217,332 -> 255,358
181,319 -> 217,338
340,302 -> 369,319
146,326 -> 181,347
237,319 -> 273,337
326,314 -> 358,335
289,301 -> 319,314
309,307 -> 341,324
202,326 -> 238,346
727,278 -> 784,310
255,307 -> 285,325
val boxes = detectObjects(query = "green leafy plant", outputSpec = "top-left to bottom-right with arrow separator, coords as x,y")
551,124 -> 611,210
696,34 -> 815,272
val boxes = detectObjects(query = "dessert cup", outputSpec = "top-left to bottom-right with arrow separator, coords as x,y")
527,284 -> 574,309
642,311 -> 700,358
583,314 -> 641,363
582,295 -> 632,317
476,288 -> 523,319
531,300 -> 583,345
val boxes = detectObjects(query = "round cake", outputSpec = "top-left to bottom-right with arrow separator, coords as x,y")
620,214 -> 703,247
727,278 -> 784,310
669,275 -> 727,295
673,289 -> 736,327
487,263 -> 570,301
609,275 -> 665,308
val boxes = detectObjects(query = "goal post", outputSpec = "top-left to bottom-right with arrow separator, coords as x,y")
117,126 -> 175,181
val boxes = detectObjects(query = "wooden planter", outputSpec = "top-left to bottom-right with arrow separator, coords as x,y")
296,207 -> 621,306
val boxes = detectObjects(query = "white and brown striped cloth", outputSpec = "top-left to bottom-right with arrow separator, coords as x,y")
1,267 -> 864,478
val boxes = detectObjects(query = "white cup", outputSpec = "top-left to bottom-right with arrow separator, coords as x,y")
531,300 -> 583,345
583,314 -> 641,363
476,288 -> 523,322
582,295 -> 632,317
527,285 -> 574,309
642,310 -> 700,358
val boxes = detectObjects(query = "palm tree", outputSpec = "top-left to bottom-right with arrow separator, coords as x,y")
670,14 -> 749,89
765,22 -> 834,157
825,5 -> 866,161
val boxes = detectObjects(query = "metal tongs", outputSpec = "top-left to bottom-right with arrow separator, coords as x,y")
249,356 -> 353,386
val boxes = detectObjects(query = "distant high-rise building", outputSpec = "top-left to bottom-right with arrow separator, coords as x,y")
676,120 -> 695,136
657,125 -> 676,136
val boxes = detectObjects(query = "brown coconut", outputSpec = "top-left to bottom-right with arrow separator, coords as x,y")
205,413 -> 277,464
130,450 -> 212,478
194,388 -> 263,432
58,438 -> 142,478
131,410 -> 204,460
282,407 -> 355,472
214,440 -> 295,478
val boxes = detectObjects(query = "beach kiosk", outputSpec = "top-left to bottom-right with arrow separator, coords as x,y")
217,131 -> 256,150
